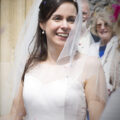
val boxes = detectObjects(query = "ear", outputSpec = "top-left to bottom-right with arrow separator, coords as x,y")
39,22 -> 46,31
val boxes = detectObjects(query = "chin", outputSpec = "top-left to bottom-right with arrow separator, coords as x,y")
100,36 -> 110,40
56,39 -> 66,46
57,43 -> 65,48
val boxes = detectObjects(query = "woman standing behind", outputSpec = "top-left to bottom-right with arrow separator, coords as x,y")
91,9 -> 120,96
0,0 -> 107,120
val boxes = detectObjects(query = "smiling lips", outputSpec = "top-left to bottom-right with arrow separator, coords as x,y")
100,30 -> 108,34
56,33 -> 69,40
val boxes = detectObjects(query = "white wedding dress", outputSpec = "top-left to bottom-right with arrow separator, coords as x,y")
23,57 -> 87,120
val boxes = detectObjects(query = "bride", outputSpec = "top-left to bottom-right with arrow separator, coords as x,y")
0,0 -> 107,120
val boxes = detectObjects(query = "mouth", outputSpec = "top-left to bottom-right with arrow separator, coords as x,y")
56,33 -> 69,40
100,31 -> 108,34
57,33 -> 69,37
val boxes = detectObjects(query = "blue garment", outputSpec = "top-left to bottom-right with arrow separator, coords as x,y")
87,110 -> 89,120
99,45 -> 106,57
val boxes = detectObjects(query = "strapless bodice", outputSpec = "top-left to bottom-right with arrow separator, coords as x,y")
23,72 -> 86,120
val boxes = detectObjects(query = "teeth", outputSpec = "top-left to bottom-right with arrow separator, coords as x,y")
57,33 -> 69,37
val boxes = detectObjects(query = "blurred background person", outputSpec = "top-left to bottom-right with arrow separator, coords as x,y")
78,0 -> 97,55
100,2 -> 120,119
91,7 -> 120,96
78,0 -> 101,56
81,0 -> 90,32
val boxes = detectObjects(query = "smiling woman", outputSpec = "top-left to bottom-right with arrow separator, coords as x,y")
91,8 -> 120,96
91,10 -> 114,43
40,2 -> 77,50
96,19 -> 113,46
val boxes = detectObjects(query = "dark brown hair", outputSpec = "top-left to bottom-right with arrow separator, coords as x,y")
22,0 -> 78,81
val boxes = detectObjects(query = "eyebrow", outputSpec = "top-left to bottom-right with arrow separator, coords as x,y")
52,14 -> 76,17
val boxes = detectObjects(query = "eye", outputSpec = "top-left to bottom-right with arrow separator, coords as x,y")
67,16 -> 76,23
52,15 -> 62,21
96,23 -> 102,29
104,22 -> 108,27
82,12 -> 87,15
96,22 -> 109,29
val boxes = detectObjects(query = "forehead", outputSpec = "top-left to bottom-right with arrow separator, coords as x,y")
81,2 -> 89,10
52,2 -> 77,16
97,19 -> 104,23
97,18 -> 108,24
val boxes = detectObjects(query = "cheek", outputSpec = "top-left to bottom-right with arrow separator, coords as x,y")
45,25 -> 58,36
46,21 -> 59,31
69,24 -> 75,30
107,28 -> 113,35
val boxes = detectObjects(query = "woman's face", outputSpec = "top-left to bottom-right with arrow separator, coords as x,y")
40,2 -> 77,48
96,19 -> 113,44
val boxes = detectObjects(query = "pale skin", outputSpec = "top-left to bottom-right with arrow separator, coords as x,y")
0,2 -> 106,120
96,19 -> 113,46
81,0 -> 90,22
84,64 -> 106,120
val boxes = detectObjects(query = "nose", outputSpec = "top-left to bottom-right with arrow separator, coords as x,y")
101,24 -> 105,29
61,20 -> 69,31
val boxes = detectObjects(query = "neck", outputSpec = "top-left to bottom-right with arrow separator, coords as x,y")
100,35 -> 114,46
47,43 -> 63,64
100,38 -> 110,46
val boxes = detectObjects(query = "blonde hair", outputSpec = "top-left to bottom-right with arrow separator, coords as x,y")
91,6 -> 120,49
114,16 -> 120,49
91,9 -> 115,36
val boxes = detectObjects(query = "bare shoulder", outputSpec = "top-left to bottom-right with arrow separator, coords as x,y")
82,54 -> 101,70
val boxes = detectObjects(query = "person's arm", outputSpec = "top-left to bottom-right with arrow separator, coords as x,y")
85,75 -> 105,120
84,57 -> 107,120
0,81 -> 26,120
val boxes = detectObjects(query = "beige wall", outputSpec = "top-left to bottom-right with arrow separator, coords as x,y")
0,0 -> 34,115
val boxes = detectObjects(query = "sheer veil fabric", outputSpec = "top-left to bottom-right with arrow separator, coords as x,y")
12,0 -> 42,97
9,0 -> 108,119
